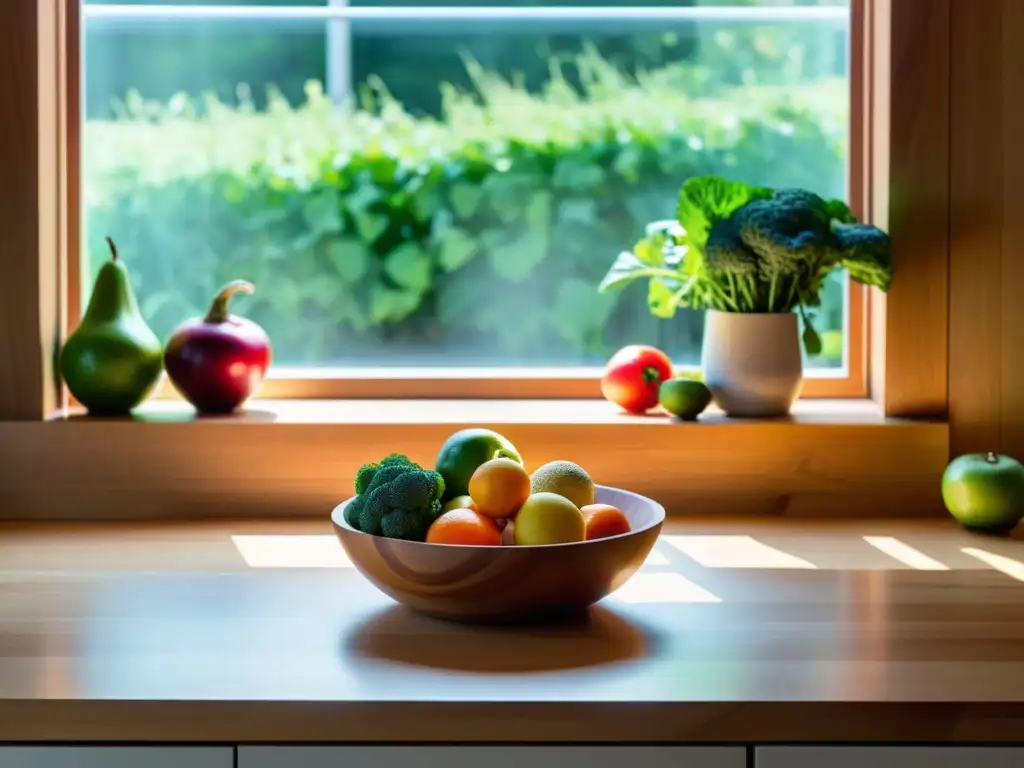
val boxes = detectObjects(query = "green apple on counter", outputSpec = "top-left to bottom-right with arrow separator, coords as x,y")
941,452 -> 1024,533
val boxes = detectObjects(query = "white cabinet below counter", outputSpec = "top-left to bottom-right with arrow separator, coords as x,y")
0,748 -> 232,768
239,746 -> 746,768
756,747 -> 1024,768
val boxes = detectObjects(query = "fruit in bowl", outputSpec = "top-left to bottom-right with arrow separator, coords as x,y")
426,507 -> 502,546
331,428 -> 665,621
469,458 -> 531,519
530,460 -> 596,509
435,428 -> 523,501
513,492 -> 586,545
582,504 -> 632,540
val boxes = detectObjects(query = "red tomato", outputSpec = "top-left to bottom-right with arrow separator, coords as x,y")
600,345 -> 674,414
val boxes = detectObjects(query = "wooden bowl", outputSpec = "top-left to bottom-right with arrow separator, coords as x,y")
331,485 -> 665,623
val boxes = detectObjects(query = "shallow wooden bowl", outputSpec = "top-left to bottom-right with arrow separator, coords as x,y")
331,485 -> 665,623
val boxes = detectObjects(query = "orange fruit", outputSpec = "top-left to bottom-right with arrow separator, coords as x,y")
581,504 -> 631,540
426,508 -> 502,546
468,458 -> 531,519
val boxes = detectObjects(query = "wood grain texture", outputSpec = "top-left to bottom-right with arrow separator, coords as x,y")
0,0 -> 65,420
950,0 -> 1003,457
869,0 -> 950,418
1002,1 -> 1024,463
0,400 -> 948,520
0,518 -> 1023,743
949,0 -> 1024,460
63,0 -> 80,339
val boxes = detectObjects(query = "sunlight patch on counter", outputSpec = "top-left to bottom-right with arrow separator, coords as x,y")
610,572 -> 721,604
962,547 -> 1024,582
662,535 -> 817,569
642,549 -> 670,567
863,536 -> 949,570
232,535 -> 353,568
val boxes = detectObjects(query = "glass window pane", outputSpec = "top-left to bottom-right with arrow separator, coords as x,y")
82,0 -> 851,370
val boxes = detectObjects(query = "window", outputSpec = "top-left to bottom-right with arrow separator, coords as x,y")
80,0 -> 864,398
0,0 -> 956,517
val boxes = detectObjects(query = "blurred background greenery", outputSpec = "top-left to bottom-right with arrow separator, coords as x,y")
83,0 -> 850,368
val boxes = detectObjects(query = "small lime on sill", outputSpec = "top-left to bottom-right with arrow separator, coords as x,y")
659,377 -> 713,421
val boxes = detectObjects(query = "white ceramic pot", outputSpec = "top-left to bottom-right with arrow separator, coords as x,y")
701,309 -> 803,418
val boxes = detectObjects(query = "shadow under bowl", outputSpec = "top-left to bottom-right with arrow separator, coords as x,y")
344,602 -> 665,672
331,485 -> 665,623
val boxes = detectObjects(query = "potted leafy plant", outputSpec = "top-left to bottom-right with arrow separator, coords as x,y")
598,176 -> 892,417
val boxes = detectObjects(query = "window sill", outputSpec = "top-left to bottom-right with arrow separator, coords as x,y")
58,396 -> 903,425
0,399 -> 948,521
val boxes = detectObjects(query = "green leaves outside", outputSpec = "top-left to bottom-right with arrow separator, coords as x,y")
385,242 -> 432,293
370,283 -> 421,324
325,237 -> 371,285
449,183 -> 484,221
302,190 -> 344,236
434,228 -> 478,272
87,64 -> 849,365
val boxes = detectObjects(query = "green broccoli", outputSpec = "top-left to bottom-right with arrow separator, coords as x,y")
705,216 -> 758,275
355,453 -> 417,495
733,189 -> 837,272
600,174 -> 893,356
697,188 -> 840,313
345,453 -> 446,541
833,221 -> 893,291
704,216 -> 760,312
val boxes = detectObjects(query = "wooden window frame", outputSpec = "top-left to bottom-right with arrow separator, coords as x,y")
70,1 -> 868,403
0,0 -> 958,520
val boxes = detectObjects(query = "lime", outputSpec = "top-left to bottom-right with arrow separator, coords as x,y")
659,377 -> 713,421
443,495 -> 476,513
435,428 -> 522,502
530,460 -> 595,508
514,492 -> 586,545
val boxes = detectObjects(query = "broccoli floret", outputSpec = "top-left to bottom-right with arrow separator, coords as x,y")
346,454 -> 446,541
824,197 -> 858,225
354,453 -> 418,495
733,189 -> 838,273
380,453 -> 417,468
704,216 -> 758,275
354,464 -> 379,496
832,221 -> 893,291
381,499 -> 443,540
343,495 -> 365,530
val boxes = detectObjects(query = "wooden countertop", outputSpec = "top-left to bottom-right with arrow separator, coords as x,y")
1,518 -> 1023,744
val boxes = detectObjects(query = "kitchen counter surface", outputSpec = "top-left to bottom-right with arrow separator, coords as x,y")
1,517 -> 1023,743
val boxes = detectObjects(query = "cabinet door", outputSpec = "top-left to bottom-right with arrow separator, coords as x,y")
0,747 -> 233,768
756,747 -> 1024,768
240,746 -> 745,768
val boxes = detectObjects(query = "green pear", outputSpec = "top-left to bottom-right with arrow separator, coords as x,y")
60,237 -> 164,415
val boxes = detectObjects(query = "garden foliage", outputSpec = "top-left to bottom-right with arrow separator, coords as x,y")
85,52 -> 848,365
